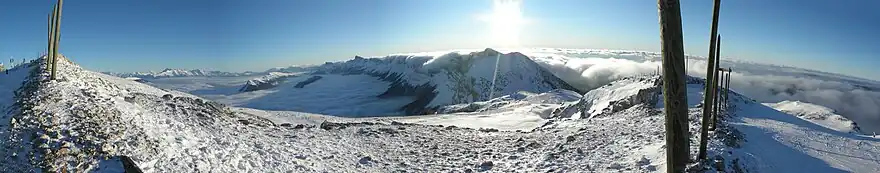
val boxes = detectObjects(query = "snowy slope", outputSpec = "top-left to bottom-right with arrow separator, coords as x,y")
397,89 -> 581,131
644,77 -> 880,172
0,59 -> 35,166
713,96 -> 880,172
765,100 -> 862,133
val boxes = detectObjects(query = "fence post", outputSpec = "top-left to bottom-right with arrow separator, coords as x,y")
50,0 -> 64,80
698,0 -> 722,161
711,36 -> 722,131
658,0 -> 689,171
726,68 -> 732,107
48,9 -> 55,71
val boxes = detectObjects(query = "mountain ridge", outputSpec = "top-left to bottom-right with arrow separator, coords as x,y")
288,48 -> 581,115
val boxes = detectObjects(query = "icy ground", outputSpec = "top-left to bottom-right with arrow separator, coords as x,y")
3,56 -> 880,172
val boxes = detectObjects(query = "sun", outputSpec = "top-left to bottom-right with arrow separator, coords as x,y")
478,0 -> 527,48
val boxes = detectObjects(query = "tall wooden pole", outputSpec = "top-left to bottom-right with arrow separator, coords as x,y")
48,7 -> 55,70
726,68 -> 732,107
698,0 -> 722,160
723,70 -> 728,108
658,0 -> 689,171
711,36 -> 722,131
50,0 -> 64,80
712,71 -> 723,130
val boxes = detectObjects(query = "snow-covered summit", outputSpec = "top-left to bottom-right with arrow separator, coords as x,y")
312,48 -> 580,114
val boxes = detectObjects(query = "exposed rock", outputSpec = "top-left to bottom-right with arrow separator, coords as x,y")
358,156 -> 374,165
479,161 -> 494,171
161,94 -> 173,100
294,76 -> 323,88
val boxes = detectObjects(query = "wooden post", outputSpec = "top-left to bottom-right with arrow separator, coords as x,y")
726,68 -> 732,107
710,36 -> 722,131
698,0 -> 722,160
722,69 -> 728,108
711,70 -> 719,130
50,0 -> 64,80
658,0 -> 689,171
48,8 -> 55,70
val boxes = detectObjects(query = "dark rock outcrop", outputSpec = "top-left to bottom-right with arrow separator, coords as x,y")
294,76 -> 323,88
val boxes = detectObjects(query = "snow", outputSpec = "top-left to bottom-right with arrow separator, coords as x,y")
314,48 -> 578,113
137,48 -> 577,117
399,89 -> 582,131
5,51 -> 880,172
720,97 -> 880,172
219,74 -> 417,116
765,100 -> 861,133
2,56 -> 675,172
580,76 -> 658,119
0,60 -> 32,156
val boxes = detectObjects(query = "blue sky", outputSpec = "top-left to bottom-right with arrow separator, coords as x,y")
1,0 -> 878,80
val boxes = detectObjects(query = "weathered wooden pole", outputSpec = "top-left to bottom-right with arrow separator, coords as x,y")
48,8 -> 55,70
50,0 -> 64,80
658,0 -> 689,171
698,0 -> 722,160
726,68 -> 732,107
712,69 -> 723,130
710,35 -> 722,131
722,69 -> 728,108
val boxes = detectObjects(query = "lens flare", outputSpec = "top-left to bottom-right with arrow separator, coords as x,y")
479,0 -> 526,47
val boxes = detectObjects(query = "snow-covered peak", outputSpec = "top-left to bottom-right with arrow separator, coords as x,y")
312,48 -> 581,114
764,100 -> 862,133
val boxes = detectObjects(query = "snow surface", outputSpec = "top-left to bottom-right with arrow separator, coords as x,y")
0,60 -> 32,159
3,57 -> 678,172
1,56 -> 680,172
764,100 -> 861,133
398,89 -> 582,131
6,52 -> 880,172
720,97 -> 880,172
215,74 -> 417,116
579,76 -> 659,119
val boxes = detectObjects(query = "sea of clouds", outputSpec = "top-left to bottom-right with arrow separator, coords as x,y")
523,49 -> 880,134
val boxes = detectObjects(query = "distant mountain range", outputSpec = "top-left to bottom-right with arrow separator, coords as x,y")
105,65 -> 317,79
